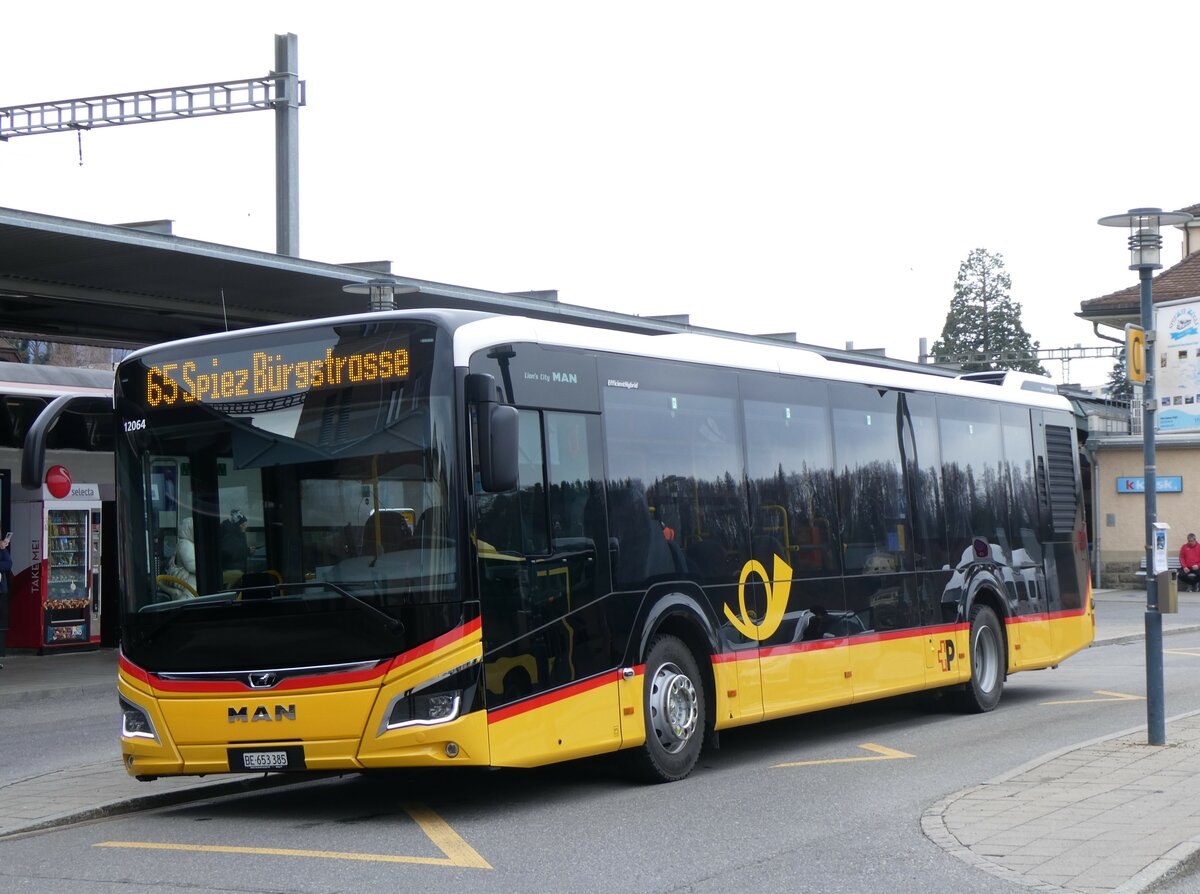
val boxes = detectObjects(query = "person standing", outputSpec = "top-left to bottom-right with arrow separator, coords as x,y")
0,530 -> 11,669
219,509 -> 250,573
1180,533 -> 1200,592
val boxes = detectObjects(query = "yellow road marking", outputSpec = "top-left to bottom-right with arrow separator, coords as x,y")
95,802 -> 491,870
1040,690 -> 1144,706
1166,649 -> 1200,657
773,742 -> 914,768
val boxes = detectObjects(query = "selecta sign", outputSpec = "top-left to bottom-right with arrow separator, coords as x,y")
42,466 -> 101,502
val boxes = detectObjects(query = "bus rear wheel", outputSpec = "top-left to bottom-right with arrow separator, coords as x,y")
630,634 -> 705,783
959,603 -> 1004,713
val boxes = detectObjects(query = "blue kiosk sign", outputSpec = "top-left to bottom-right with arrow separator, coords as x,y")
1116,476 -> 1183,493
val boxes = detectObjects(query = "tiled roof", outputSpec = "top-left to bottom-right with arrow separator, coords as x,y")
1079,245 -> 1200,322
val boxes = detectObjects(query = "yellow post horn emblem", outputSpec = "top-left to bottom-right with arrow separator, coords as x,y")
724,554 -> 793,641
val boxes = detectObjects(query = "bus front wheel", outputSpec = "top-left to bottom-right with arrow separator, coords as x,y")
630,634 -> 705,783
959,604 -> 1004,713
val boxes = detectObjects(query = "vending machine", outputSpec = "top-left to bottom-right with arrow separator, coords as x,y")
39,482 -> 103,651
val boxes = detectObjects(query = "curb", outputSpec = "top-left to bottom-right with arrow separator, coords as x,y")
0,682 -> 114,709
1093,624 -> 1200,648
0,771 -> 328,840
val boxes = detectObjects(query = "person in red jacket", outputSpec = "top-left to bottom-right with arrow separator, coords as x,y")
1180,533 -> 1200,592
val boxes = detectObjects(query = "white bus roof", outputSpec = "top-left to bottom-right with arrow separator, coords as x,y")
454,315 -> 1071,412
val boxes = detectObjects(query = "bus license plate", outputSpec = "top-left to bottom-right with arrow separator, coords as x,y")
228,746 -> 305,771
243,751 -> 287,769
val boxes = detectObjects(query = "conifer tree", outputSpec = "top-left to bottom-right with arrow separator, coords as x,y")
1105,348 -> 1133,402
931,248 -> 1047,375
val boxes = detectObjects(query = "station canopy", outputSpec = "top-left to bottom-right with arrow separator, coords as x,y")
0,205 -> 945,379
0,206 -> 633,349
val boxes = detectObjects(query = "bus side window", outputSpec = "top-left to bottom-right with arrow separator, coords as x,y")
830,384 -> 912,575
742,384 -> 840,579
544,411 -> 610,607
476,409 -> 548,557
938,396 -> 1005,564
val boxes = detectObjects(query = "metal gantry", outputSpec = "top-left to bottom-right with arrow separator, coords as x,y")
0,77 -> 295,138
0,34 -> 304,257
924,344 -> 1122,380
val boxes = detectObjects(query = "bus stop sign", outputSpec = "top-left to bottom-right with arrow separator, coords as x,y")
1126,323 -> 1146,385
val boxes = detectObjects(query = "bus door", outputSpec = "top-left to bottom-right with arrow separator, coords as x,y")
1004,407 -> 1052,668
831,384 -> 927,701
743,382 -> 852,719
476,409 -> 621,766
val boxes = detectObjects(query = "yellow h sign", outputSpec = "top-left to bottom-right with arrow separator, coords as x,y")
1125,324 -> 1146,385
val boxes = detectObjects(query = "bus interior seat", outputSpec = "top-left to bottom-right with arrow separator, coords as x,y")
788,608 -> 827,642
414,506 -> 445,542
239,570 -> 281,599
361,512 -> 411,555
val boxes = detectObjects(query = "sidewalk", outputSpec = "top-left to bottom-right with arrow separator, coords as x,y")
919,588 -> 1200,893
3,589 -> 1200,893
0,647 -> 306,837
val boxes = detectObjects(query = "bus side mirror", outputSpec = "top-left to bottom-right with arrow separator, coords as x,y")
479,404 -> 519,492
466,373 -> 519,493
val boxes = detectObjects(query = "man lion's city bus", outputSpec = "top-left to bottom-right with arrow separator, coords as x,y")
105,309 -> 1093,783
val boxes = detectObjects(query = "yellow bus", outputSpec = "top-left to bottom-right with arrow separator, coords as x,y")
86,310 -> 1092,783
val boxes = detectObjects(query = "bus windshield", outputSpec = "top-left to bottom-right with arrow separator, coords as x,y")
113,319 -> 460,672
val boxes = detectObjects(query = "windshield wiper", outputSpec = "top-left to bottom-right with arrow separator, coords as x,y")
237,579 -> 404,635
310,581 -> 405,634
139,581 -> 404,645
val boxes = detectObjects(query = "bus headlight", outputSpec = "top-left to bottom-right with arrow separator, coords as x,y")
380,659 -> 478,733
388,691 -> 462,729
120,696 -> 158,741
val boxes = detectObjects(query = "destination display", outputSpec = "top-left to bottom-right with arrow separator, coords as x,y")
143,345 -> 410,409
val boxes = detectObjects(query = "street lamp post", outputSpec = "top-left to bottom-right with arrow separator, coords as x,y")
1098,207 -> 1193,745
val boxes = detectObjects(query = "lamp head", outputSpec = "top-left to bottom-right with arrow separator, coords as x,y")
1098,207 -> 1194,270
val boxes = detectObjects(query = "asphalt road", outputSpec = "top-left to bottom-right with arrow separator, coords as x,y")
3,629 -> 1200,893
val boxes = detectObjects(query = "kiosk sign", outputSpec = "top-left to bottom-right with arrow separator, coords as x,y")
1117,476 -> 1183,493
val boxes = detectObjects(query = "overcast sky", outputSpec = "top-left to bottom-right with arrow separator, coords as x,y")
3,1 -> 1197,386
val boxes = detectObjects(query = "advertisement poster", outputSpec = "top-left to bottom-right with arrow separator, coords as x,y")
1156,297 -> 1200,432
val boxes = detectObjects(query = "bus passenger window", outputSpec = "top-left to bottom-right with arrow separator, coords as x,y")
476,410 -> 547,557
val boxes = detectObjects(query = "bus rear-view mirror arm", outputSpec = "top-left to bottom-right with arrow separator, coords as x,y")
21,393 -> 113,490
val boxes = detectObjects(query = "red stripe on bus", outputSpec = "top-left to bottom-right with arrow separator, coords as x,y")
487,670 -> 623,724
757,638 -> 845,659
1007,606 -> 1088,626
712,651 -> 748,664
118,653 -> 151,683
145,664 -> 390,695
127,618 -> 482,694
924,623 -> 961,637
386,616 -> 482,672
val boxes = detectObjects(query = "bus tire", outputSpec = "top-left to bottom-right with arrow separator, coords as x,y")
630,634 -> 705,783
959,603 -> 1004,713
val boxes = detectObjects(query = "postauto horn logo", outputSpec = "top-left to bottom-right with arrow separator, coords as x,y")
724,555 -> 793,641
